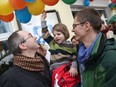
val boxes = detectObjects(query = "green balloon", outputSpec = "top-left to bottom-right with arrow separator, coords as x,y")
62,0 -> 77,4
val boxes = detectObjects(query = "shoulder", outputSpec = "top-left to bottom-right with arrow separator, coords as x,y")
0,66 -> 24,81
0,66 -> 17,78
63,40 -> 72,44
101,39 -> 116,66
0,66 -> 49,87
62,41 -> 73,47
105,38 -> 116,52
0,67 -> 18,86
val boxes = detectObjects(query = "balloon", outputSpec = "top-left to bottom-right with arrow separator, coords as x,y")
108,3 -> 114,9
15,7 -> 32,23
83,0 -> 90,6
41,0 -> 59,6
90,0 -> 94,2
62,0 -> 76,4
9,0 -> 26,10
0,13 -> 14,22
25,0 -> 35,2
0,0 -> 14,16
112,4 -> 116,9
27,0 -> 45,15
111,0 -> 116,4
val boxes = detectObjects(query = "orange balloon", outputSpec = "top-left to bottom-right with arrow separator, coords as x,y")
0,13 -> 14,22
9,0 -> 26,10
27,0 -> 45,15
42,0 -> 59,6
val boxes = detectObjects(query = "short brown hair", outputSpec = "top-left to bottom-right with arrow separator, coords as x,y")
52,23 -> 70,40
75,7 -> 102,32
7,30 -> 25,55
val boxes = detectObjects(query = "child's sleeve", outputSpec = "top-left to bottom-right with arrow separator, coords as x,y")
41,21 -> 53,44
71,61 -> 77,69
70,46 -> 78,69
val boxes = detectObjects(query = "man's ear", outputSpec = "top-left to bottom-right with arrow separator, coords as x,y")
85,22 -> 91,31
19,43 -> 27,50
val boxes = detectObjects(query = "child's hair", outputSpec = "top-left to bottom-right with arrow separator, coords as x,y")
52,23 -> 70,40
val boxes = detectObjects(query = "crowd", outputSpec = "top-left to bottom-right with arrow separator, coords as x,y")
0,7 -> 116,87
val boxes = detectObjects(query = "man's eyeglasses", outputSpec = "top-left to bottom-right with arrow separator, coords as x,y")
21,33 -> 33,43
73,22 -> 85,29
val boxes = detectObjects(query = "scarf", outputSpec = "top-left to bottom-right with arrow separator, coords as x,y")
78,32 -> 102,63
13,54 -> 45,75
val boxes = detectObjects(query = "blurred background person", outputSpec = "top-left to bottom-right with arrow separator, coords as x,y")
71,35 -> 79,47
107,14 -> 116,39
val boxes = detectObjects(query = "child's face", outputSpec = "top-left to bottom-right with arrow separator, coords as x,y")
53,31 -> 65,44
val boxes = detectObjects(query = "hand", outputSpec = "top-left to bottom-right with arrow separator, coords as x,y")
41,10 -> 47,21
69,67 -> 78,77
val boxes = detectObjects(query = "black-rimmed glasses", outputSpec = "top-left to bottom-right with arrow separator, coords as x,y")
73,22 -> 85,29
21,33 -> 33,43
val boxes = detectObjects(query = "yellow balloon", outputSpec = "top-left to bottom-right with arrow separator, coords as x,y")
0,0 -> 14,16
27,0 -> 45,15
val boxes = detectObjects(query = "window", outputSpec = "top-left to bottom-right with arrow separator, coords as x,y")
0,21 -> 13,41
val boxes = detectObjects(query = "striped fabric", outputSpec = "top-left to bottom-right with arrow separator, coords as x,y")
42,27 -> 77,64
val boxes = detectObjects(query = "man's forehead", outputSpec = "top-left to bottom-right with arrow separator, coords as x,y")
18,31 -> 28,35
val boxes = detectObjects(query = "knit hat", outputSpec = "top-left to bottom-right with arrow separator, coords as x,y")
107,14 -> 116,25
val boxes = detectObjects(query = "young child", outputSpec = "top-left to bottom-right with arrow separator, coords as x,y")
41,11 -> 80,87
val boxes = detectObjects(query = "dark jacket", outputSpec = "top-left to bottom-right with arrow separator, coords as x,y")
0,65 -> 51,87
0,53 -> 51,87
80,34 -> 116,87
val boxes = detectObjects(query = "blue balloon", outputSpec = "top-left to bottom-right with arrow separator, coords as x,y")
83,0 -> 90,6
108,3 -> 114,8
25,0 -> 35,2
15,7 -> 31,23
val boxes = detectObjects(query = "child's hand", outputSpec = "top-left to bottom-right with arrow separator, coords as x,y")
69,67 -> 78,77
41,10 -> 47,21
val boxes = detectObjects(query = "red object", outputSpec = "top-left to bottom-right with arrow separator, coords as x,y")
52,64 -> 80,87
9,0 -> 26,10
90,0 -> 94,2
111,0 -> 116,4
41,0 -> 59,6
0,12 -> 14,22
101,26 -> 110,35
